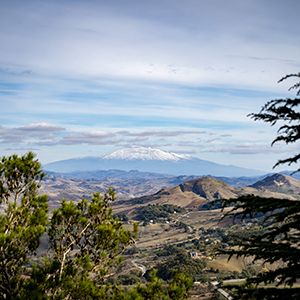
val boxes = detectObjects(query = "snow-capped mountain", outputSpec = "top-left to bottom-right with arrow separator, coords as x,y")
45,147 -> 265,177
103,147 -> 188,161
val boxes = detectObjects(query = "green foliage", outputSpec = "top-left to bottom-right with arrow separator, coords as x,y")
222,195 -> 300,286
156,244 -> 180,257
0,152 -> 48,299
220,73 -> 300,299
248,72 -> 300,172
132,270 -> 193,300
134,204 -> 184,223
115,274 -> 141,285
0,153 -> 194,299
155,247 -> 206,281
26,189 -> 137,299
230,287 -> 300,300
199,199 -> 222,210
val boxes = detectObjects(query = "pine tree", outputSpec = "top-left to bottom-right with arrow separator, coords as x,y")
0,152 -> 48,299
0,152 -> 194,299
249,72 -> 300,173
26,189 -> 138,299
220,74 -> 300,299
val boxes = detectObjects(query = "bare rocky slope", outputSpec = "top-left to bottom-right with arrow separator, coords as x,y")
41,172 -> 300,211
250,173 -> 300,194
40,171 -> 196,210
116,174 -> 300,212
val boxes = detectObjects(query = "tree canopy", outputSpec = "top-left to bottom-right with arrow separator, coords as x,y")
220,73 -> 300,299
0,153 -> 48,298
248,72 -> 300,172
0,152 -> 193,299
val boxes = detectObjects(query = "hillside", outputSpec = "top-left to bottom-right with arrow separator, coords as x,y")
250,173 -> 300,195
179,177 -> 239,201
41,170 -> 198,210
115,174 -> 300,213
41,172 -> 300,212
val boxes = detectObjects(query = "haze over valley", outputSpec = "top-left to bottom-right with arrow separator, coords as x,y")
45,146 -> 265,176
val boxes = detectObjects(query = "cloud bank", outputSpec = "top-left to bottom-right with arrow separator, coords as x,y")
0,0 -> 299,170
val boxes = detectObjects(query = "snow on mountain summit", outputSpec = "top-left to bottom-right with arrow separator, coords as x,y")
103,147 -> 189,161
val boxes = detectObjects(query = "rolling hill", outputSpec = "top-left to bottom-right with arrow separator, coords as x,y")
116,174 -> 300,212
250,173 -> 300,194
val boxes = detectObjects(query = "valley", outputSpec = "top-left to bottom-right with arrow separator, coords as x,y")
42,170 -> 300,212
40,168 -> 300,297
39,146 -> 300,299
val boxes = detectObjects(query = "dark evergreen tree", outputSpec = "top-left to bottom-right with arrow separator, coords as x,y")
220,73 -> 300,299
249,72 -> 300,173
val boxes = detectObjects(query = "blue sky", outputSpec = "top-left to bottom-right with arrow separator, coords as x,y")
0,0 -> 299,171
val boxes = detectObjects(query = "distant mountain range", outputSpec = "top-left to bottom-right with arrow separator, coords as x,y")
45,146 -> 265,177
42,169 -> 196,209
119,174 -> 300,212
42,170 -> 300,212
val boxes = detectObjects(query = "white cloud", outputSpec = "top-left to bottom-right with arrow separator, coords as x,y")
0,1 -> 299,90
0,1 -> 298,171
18,122 -> 65,132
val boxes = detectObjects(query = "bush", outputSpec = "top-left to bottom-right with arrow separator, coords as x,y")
134,204 -> 184,223
155,248 -> 206,281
